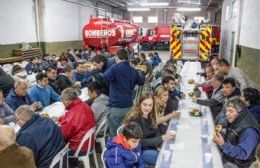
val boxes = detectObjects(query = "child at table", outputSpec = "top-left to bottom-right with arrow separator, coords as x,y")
104,122 -> 147,168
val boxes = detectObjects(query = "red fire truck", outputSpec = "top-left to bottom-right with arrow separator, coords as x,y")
82,17 -> 139,53
138,26 -> 171,51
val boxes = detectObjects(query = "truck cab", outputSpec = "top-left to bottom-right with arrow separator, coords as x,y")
138,26 -> 170,51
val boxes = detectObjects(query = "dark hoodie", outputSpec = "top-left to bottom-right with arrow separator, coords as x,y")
104,135 -> 147,168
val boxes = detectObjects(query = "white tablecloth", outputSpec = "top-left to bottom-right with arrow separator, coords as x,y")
156,61 -> 223,168
10,87 -> 89,132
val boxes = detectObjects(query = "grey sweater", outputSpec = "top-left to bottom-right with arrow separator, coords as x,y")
0,102 -> 15,123
227,67 -> 253,90
91,94 -> 109,127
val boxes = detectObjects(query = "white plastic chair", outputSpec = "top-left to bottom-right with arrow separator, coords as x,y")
2,64 -> 13,74
49,143 -> 69,168
69,127 -> 96,168
92,115 -> 109,168
95,115 -> 109,151
101,148 -> 107,168
116,124 -> 125,135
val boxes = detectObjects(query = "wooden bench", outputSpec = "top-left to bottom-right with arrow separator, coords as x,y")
0,48 -> 42,64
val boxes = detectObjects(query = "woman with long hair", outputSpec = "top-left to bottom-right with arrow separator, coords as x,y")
154,86 -> 179,133
124,92 -> 175,165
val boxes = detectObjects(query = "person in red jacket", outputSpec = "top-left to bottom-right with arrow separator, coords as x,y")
58,87 -> 96,155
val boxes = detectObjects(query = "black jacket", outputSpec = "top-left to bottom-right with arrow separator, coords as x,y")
56,75 -> 73,92
132,116 -> 162,150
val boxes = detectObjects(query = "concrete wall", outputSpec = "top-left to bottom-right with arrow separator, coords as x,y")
236,0 -> 260,89
220,0 -> 260,89
220,0 -> 241,65
0,0 -> 37,57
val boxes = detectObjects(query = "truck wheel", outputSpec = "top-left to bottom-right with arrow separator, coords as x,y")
141,42 -> 151,51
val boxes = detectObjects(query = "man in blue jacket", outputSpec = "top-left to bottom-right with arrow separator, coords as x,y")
6,80 -> 41,111
15,105 -> 65,168
29,72 -> 60,107
104,49 -> 145,137
213,97 -> 259,168
72,62 -> 92,88
92,54 -> 116,74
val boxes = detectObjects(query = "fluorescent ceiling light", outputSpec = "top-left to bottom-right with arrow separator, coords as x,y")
177,7 -> 201,11
127,7 -> 150,11
140,2 -> 169,6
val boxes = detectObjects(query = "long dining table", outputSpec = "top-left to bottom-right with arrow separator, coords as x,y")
10,87 -> 89,133
155,61 -> 224,168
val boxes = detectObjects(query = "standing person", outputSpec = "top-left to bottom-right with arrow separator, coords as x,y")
0,125 -> 36,168
104,49 -> 145,137
124,92 -> 175,165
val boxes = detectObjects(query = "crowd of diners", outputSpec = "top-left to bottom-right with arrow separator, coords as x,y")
0,48 -> 259,168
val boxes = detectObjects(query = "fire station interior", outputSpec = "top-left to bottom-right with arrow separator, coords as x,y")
0,0 -> 260,168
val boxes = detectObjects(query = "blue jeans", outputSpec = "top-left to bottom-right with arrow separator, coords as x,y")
141,150 -> 159,165
108,107 -> 131,137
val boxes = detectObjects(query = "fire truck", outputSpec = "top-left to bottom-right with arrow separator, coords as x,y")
138,26 -> 171,51
170,23 -> 221,60
82,17 -> 139,53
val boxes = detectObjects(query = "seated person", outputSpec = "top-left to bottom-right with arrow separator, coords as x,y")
154,86 -> 180,134
56,65 -> 77,92
12,64 -> 28,81
46,66 -> 61,94
58,88 -> 96,154
29,72 -> 60,107
15,105 -> 65,168
72,62 -> 92,88
215,77 -> 241,126
6,80 -> 42,111
105,122 -> 146,168
57,53 -> 68,74
218,58 -> 253,90
25,56 -> 42,75
192,74 -> 225,119
0,89 -> 14,124
0,67 -> 15,97
0,125 -> 36,168
241,87 -> 260,124
161,76 -> 180,115
213,97 -> 259,168
88,81 -> 109,128
124,92 -> 175,165
41,53 -> 57,70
